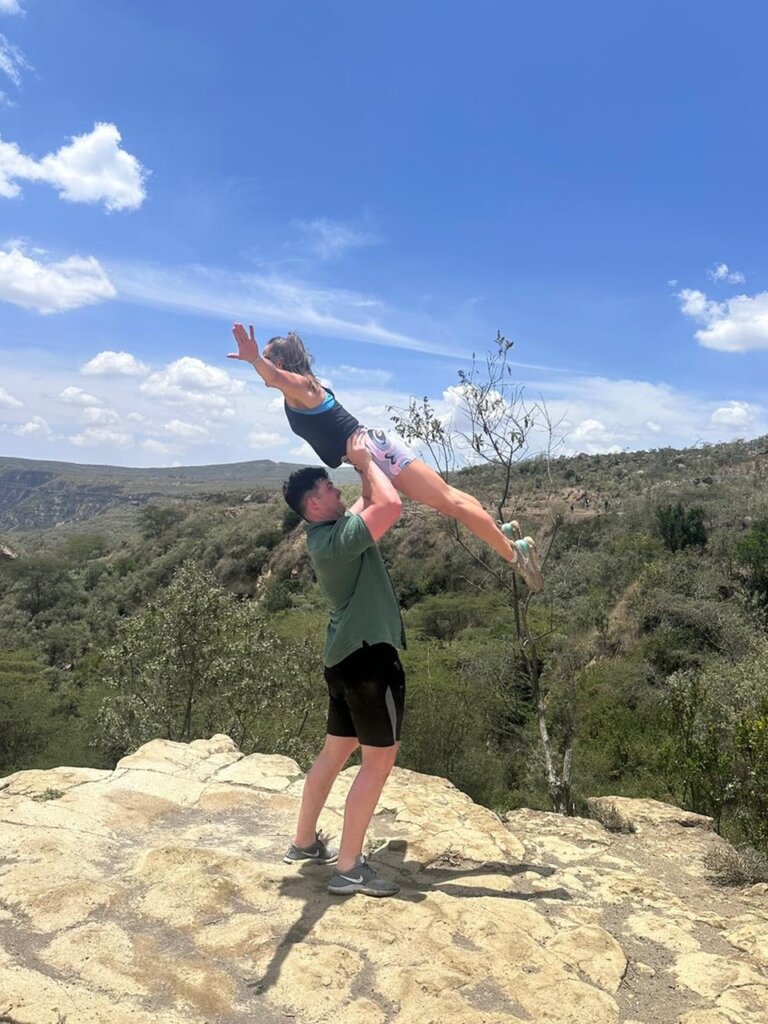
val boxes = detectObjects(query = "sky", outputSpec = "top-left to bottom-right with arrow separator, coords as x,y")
1,0 -> 768,469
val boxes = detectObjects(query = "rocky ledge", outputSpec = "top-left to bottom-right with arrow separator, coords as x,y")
1,736 -> 767,1024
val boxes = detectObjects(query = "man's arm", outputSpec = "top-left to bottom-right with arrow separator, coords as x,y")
345,433 -> 401,541
347,467 -> 372,516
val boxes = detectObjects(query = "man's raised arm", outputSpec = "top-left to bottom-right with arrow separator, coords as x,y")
345,433 -> 401,541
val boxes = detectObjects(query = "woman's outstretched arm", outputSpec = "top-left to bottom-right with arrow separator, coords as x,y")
227,323 -> 315,403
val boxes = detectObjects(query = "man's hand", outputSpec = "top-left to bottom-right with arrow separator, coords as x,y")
345,430 -> 372,471
227,324 -> 260,364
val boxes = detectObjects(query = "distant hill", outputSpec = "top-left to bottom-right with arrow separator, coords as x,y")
2,433 -> 767,534
0,455 -> 354,532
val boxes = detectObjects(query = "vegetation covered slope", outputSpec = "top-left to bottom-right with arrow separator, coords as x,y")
1,435 -> 768,860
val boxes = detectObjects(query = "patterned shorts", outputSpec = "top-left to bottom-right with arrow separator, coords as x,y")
360,427 -> 416,480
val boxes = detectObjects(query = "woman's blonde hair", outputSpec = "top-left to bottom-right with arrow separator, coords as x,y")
266,332 -> 321,388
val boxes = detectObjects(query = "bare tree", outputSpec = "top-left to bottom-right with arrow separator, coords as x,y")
390,331 -> 573,813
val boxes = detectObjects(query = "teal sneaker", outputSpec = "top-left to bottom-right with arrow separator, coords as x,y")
501,527 -> 544,592
327,855 -> 400,897
501,520 -> 521,541
283,832 -> 338,865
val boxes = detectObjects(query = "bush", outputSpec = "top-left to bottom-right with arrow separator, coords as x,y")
704,843 -> 768,886
656,502 -> 707,552
735,516 -> 768,612
588,800 -> 636,833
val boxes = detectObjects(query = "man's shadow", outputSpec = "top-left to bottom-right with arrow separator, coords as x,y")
247,838 -> 569,996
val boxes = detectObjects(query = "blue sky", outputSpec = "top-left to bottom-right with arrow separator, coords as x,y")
1,0 -> 767,467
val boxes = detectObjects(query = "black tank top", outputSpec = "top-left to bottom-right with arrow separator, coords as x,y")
284,389 -> 361,468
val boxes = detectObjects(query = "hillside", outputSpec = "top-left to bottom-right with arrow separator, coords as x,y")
0,455 -> 355,533
1,736 -> 767,1023
2,434 -> 768,863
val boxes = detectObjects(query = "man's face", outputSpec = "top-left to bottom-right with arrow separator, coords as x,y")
305,477 -> 345,521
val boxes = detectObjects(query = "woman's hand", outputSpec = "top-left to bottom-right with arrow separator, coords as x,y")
228,324 -> 260,364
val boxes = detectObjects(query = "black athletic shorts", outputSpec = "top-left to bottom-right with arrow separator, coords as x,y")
324,642 -> 406,748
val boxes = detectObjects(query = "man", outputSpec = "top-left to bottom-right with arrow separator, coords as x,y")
281,432 -> 406,897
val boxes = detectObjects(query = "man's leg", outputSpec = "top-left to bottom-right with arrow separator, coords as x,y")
293,733 -> 359,848
336,742 -> 399,871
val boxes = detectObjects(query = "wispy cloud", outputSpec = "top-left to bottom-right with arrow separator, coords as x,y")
0,244 -> 116,313
0,1 -> 23,15
0,123 -> 148,210
0,384 -> 22,408
708,262 -> 745,285
296,217 -> 379,260
14,415 -> 52,439
69,426 -> 133,447
0,33 -> 29,90
59,386 -> 101,406
162,419 -> 211,442
110,260 -> 458,356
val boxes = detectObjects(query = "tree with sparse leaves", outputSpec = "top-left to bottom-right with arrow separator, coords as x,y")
390,332 -> 572,812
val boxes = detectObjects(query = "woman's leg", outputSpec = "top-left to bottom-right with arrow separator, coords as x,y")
394,458 -> 516,562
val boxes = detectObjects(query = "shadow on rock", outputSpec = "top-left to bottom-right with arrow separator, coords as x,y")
248,838 -> 567,995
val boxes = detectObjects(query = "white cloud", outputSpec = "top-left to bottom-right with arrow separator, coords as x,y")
571,418 -> 609,442
140,357 -> 244,410
14,415 -> 52,438
0,33 -> 29,89
290,440 -> 322,462
81,406 -> 120,425
142,438 -> 176,455
533,376 -> 768,453
433,375 -> 768,458
297,217 -> 378,260
0,1 -> 22,14
324,364 -> 394,387
162,419 -> 210,441
110,261 -> 453,356
0,384 -> 22,407
69,427 -> 132,447
0,245 -> 116,313
248,429 -> 284,448
0,123 -> 147,210
678,287 -> 768,352
708,262 -> 745,285
81,350 -> 149,376
59,386 -> 101,406
710,400 -> 760,428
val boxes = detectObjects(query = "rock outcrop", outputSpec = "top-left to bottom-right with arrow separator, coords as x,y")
1,737 -> 767,1023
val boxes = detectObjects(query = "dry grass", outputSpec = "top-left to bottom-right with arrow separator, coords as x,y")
705,842 -> 768,886
589,800 -> 637,834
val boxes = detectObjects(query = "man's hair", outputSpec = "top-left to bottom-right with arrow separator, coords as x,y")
282,466 -> 330,519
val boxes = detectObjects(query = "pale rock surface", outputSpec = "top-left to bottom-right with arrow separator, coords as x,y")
0,737 -> 765,1023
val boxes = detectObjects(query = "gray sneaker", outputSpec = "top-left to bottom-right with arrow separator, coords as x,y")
283,832 -> 338,865
327,855 -> 400,897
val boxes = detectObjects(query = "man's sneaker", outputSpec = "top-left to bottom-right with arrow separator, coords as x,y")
501,526 -> 544,593
283,832 -> 338,865
327,855 -> 400,897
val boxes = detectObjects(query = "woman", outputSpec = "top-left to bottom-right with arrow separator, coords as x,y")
227,323 -> 543,590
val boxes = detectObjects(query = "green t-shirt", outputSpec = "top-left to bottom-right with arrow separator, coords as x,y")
306,512 -> 406,667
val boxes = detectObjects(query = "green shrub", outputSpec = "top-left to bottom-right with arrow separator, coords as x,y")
656,502 -> 707,552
